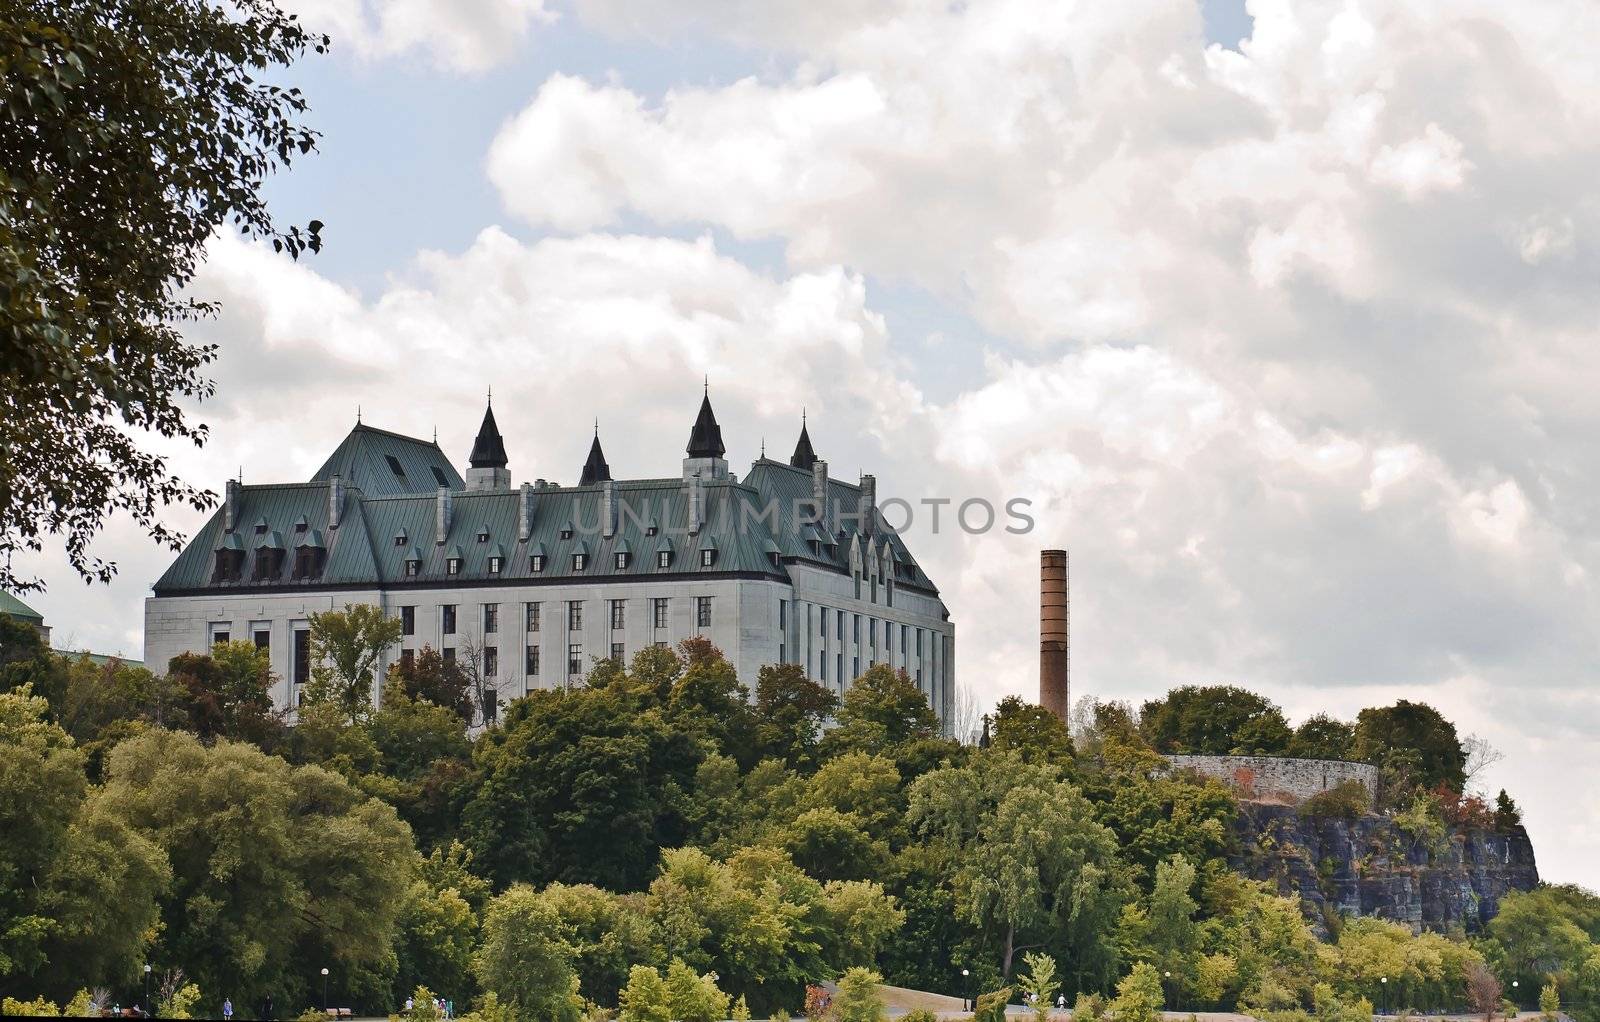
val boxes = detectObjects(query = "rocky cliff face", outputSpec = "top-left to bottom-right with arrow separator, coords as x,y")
1229,803 -> 1539,936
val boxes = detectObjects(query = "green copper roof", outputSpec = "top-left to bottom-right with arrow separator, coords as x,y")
155,446 -> 939,598
0,590 -> 44,623
311,424 -> 463,496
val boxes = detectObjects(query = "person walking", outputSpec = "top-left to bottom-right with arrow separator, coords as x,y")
406,997 -> 414,1013
223,997 -> 233,1020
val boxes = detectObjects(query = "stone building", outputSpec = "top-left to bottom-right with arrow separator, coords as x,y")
144,394 -> 955,725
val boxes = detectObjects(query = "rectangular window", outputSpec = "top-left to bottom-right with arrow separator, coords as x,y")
853,655 -> 860,678
443,647 -> 456,664
611,641 -> 625,661
836,652 -> 843,685
658,549 -> 671,568
568,601 -> 583,630
442,604 -> 457,635
837,610 -> 844,643
526,644 -> 540,675
700,548 -> 715,567
779,599 -> 787,629
568,643 -> 583,675
614,552 -> 629,570
652,598 -> 669,629
916,628 -> 924,656
401,605 -> 415,636
484,690 -> 499,722
293,629 -> 310,686
779,642 -> 786,663
853,614 -> 860,644
869,618 -> 876,650
572,553 -> 588,571
483,646 -> 498,677
696,596 -> 712,628
253,629 -> 270,651
401,648 -> 415,669
484,603 -> 499,634
610,599 -> 626,630
526,602 -> 541,632
902,624 -> 908,655
820,608 -> 828,639
820,649 -> 828,681
871,577 -> 877,604
530,554 -> 546,572
211,628 -> 230,646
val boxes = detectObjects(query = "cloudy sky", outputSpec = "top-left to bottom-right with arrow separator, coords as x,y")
17,0 -> 1600,887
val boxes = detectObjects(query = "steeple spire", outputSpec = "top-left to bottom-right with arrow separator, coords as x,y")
789,411 -> 818,469
468,399 -> 508,469
686,389 -> 726,459
580,432 -> 611,486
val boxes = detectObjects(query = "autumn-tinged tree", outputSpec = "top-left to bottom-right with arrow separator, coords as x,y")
0,0 -> 326,595
1465,961 -> 1503,1022
752,662 -> 837,770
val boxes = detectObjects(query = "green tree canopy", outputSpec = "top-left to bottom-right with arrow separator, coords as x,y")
1139,685 -> 1292,756
306,605 -> 405,724
1352,700 -> 1467,794
0,0 -> 325,595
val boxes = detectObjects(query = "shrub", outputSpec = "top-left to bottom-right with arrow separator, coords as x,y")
1111,964 -> 1164,1022
1302,781 -> 1369,819
975,988 -> 1013,1022
1072,993 -> 1106,1021
903,1011 -> 940,1022
1540,982 -> 1560,1021
833,967 -> 886,1022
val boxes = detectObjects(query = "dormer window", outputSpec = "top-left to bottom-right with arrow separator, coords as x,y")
573,553 -> 588,571
292,546 -> 327,580
405,558 -> 421,577
430,466 -> 450,487
559,521 -> 574,540
700,549 -> 716,567
530,554 -> 546,572
615,552 -> 630,570
657,550 -> 672,569
477,529 -> 490,543
294,517 -> 309,534
254,520 -> 268,536
394,530 -> 408,547
213,548 -> 245,583
386,454 -> 407,480
489,556 -> 503,574
447,557 -> 462,575
645,520 -> 659,537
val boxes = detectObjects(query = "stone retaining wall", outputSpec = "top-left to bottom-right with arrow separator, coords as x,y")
1166,754 -> 1379,806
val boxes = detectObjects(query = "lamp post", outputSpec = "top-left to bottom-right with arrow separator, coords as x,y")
962,969 -> 970,1013
1164,971 -> 1173,1012
1512,979 -> 1519,1010
321,967 -> 329,1012
1380,976 -> 1387,1017
144,964 -> 152,1015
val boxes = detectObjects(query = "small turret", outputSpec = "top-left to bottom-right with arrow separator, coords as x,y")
580,429 -> 611,486
683,382 -> 730,481
789,411 -> 817,469
466,395 -> 510,491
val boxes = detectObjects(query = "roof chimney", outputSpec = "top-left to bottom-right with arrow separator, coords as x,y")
811,460 -> 829,528
602,479 -> 618,538
224,477 -> 240,533
687,472 -> 705,535
436,487 -> 453,545
859,473 -> 876,536
328,475 -> 344,530
1040,549 -> 1070,723
518,483 -> 534,542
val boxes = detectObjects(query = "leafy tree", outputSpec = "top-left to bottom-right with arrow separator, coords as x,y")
663,960 -> 731,1022
165,643 -> 280,743
0,686 -> 168,999
1465,961 -> 1503,1022
463,685 -> 700,890
1017,953 -> 1058,1022
825,664 -> 939,754
365,682 -> 475,849
535,882 -> 655,1007
909,760 -> 1126,983
990,696 -> 1074,766
390,646 -> 474,722
0,616 -> 60,705
1352,701 -> 1467,794
0,0 -> 325,595
1083,748 -> 1237,891
619,965 -> 674,1022
1540,980 -> 1560,1020
667,637 -> 754,762
752,662 -> 837,770
392,876 -> 477,1009
778,807 -> 890,882
95,729 -> 415,1008
1287,714 -> 1355,761
474,885 -> 582,1022
831,968 -> 886,1022
1139,686 -> 1291,756
1110,963 -> 1164,1022
306,605 -> 405,724
1485,888 -> 1596,997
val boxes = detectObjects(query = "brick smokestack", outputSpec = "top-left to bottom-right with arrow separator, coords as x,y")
1040,549 -> 1070,723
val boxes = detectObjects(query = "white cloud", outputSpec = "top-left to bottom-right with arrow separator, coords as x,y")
286,0 -> 552,72
1369,123 -> 1471,198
